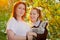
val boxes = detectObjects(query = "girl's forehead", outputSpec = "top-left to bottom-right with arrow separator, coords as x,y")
31,9 -> 38,13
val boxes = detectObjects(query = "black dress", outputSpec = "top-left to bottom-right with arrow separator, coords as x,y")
32,21 -> 48,40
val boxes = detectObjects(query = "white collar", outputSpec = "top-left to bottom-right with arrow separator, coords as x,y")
33,20 -> 40,26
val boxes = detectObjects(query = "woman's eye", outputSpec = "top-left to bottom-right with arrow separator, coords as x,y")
19,7 -> 21,9
23,8 -> 25,10
30,13 -> 32,15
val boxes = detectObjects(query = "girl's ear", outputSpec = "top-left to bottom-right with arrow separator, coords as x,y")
37,14 -> 39,18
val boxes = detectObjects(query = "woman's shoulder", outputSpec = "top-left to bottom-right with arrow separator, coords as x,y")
23,21 -> 30,26
26,21 -> 33,28
6,17 -> 15,30
22,21 -> 31,29
7,17 -> 17,25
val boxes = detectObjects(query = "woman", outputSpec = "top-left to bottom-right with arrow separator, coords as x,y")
6,2 -> 36,40
30,8 -> 48,40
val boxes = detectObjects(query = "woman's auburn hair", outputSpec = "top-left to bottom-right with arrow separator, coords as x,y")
12,1 -> 26,20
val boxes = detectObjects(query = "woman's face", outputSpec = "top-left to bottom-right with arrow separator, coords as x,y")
16,4 -> 25,17
30,9 -> 39,22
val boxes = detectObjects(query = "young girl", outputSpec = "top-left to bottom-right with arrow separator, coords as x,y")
30,8 -> 48,40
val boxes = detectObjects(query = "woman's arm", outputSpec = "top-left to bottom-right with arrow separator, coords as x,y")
14,35 -> 26,40
7,30 -> 26,40
7,30 -> 15,40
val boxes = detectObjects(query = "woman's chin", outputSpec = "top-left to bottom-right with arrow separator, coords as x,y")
17,15 -> 23,17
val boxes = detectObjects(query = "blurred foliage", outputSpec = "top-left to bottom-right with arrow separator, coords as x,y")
0,0 -> 60,40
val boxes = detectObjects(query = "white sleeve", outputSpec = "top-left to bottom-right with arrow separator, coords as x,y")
27,25 -> 32,32
6,19 -> 13,30
26,23 -> 32,32
26,22 -> 32,31
6,23 -> 11,30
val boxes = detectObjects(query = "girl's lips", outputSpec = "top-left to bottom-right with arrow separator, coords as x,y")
31,17 -> 34,19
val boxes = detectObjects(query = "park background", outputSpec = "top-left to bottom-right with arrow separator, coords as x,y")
0,0 -> 60,40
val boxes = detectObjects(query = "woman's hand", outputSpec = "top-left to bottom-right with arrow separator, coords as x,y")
26,32 -> 37,40
27,32 -> 37,37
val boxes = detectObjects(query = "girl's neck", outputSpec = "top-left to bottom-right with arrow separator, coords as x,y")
32,18 -> 38,23
32,19 -> 40,24
32,20 -> 37,24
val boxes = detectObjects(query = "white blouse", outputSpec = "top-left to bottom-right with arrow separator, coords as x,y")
6,17 -> 31,36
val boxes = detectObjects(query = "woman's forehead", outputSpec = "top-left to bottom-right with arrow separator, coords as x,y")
17,4 -> 25,8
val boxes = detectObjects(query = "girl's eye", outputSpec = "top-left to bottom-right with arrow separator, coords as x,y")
30,13 -> 36,15
33,13 -> 36,15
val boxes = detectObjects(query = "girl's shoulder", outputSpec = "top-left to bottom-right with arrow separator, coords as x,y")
39,20 -> 48,28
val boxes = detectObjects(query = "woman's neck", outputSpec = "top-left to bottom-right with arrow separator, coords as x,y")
16,16 -> 23,22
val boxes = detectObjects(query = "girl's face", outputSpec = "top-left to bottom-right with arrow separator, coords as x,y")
30,9 -> 39,22
16,4 -> 25,17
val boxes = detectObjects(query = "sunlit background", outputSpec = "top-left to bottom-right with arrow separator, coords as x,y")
0,0 -> 60,40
